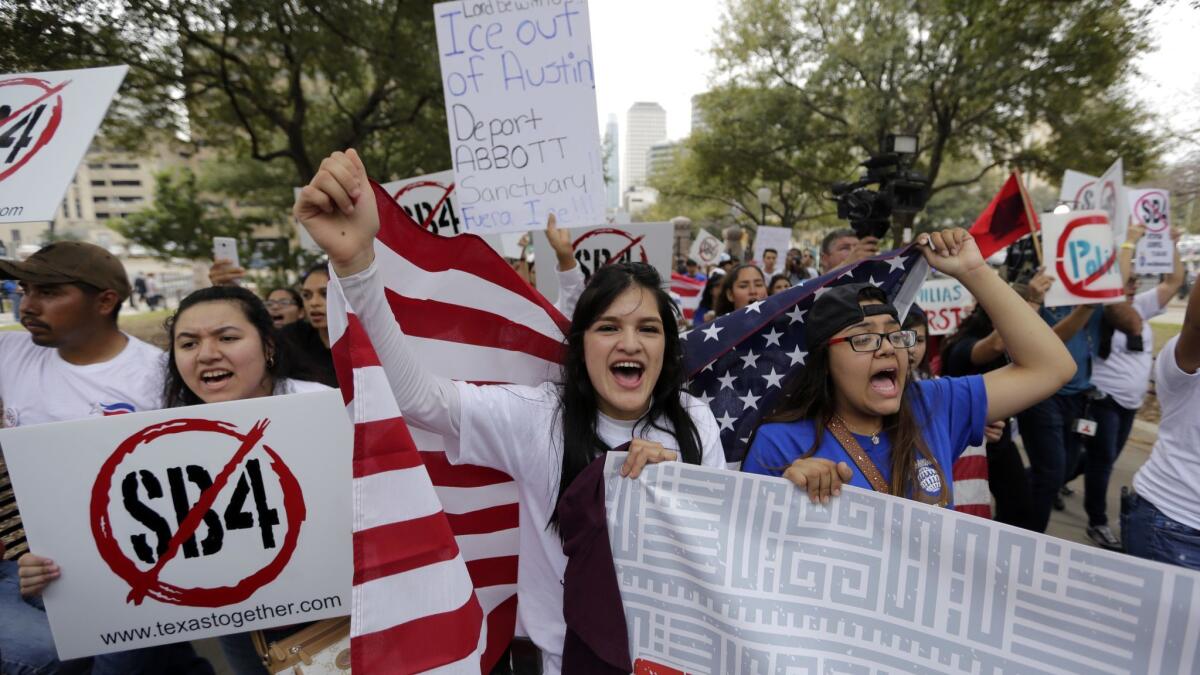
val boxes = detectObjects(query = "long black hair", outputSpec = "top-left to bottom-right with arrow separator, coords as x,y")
163,285 -> 312,407
550,263 -> 703,532
750,289 -> 948,505
713,264 -> 765,316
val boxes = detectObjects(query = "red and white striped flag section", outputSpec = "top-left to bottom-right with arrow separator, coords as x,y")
670,272 -> 706,322
327,181 -> 570,673
952,444 -> 991,519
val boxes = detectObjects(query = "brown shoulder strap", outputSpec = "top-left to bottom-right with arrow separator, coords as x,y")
825,416 -> 890,495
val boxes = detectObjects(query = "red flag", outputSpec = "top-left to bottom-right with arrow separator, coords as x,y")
328,181 -> 570,673
969,172 -> 1039,259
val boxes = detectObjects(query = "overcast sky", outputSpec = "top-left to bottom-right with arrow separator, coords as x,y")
590,0 -> 1200,155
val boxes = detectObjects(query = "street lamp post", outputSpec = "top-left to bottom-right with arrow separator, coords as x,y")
756,186 -> 772,226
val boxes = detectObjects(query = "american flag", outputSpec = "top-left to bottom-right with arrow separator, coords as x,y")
683,247 -> 929,466
670,272 -> 707,322
327,181 -> 569,673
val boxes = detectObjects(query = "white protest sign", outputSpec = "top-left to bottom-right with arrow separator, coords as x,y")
751,225 -> 791,276
1129,188 -> 1173,274
433,0 -> 606,235
689,228 -> 725,267
0,66 -> 128,223
296,169 -> 517,256
1060,160 -> 1127,243
916,277 -> 975,336
1040,209 -> 1124,307
534,222 -> 672,302
0,391 -> 352,658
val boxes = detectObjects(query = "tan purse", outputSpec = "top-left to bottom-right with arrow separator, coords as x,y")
251,617 -> 352,674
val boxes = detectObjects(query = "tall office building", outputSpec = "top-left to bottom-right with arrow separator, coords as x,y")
603,115 -> 620,210
691,93 -> 708,134
623,102 -> 666,192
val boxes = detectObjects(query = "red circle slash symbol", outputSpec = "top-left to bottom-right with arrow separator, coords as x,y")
573,227 -> 650,267
393,180 -> 456,234
0,77 -> 67,183
1134,191 -> 1169,233
1054,214 -> 1122,300
90,418 -> 306,607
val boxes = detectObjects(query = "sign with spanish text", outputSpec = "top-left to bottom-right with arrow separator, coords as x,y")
916,276 -> 975,336
0,391 -> 353,658
0,65 -> 127,223
533,222 -> 672,303
1040,210 -> 1124,307
1129,188 -> 1173,275
751,226 -> 791,277
433,0 -> 606,235
604,455 -> 1200,674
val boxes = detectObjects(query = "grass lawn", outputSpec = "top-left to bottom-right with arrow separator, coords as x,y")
1152,321 -> 1183,355
0,310 -> 173,347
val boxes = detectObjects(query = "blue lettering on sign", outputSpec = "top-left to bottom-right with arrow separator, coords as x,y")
1068,239 -> 1112,280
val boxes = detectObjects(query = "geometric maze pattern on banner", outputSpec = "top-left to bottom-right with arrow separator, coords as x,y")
604,461 -> 1200,675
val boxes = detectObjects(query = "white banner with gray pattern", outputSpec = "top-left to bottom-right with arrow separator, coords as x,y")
602,454 -> 1200,674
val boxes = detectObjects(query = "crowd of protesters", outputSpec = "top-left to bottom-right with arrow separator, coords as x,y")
0,150 -> 1196,674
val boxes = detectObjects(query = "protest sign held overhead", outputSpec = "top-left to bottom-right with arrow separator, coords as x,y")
0,66 -> 127,223
434,0 -> 606,235
917,276 -> 975,335
689,228 -> 725,267
1040,209 -> 1124,307
0,391 -> 352,658
751,225 -> 791,275
1060,159 -> 1128,243
533,221 -> 672,302
1129,188 -> 1173,274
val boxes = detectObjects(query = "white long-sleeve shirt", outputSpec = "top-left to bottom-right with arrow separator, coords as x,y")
336,260 -> 725,673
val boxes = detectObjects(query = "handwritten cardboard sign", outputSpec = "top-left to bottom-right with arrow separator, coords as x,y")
1041,210 -> 1124,308
1129,189 -> 1173,275
752,226 -> 791,277
0,391 -> 352,658
433,0 -> 606,235
0,66 -> 127,223
916,277 -> 975,336
533,222 -> 672,303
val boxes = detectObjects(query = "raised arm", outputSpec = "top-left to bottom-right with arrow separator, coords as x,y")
969,271 -> 1055,364
293,150 -> 460,437
1159,228 -> 1186,308
919,230 -> 1076,423
1177,264 -> 1200,374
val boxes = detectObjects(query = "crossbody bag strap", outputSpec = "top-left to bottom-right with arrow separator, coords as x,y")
825,416 -> 890,495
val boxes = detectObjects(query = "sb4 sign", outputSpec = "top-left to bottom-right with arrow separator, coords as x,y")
121,458 -> 281,564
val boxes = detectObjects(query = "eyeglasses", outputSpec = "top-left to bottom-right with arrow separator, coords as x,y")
829,330 -> 917,352
264,299 -> 298,309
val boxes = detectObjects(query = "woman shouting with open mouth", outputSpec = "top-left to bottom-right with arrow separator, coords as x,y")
743,229 -> 1076,508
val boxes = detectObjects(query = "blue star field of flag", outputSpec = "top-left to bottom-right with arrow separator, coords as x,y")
683,246 -> 929,465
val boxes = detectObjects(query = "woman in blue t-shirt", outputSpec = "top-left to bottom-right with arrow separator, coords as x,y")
743,228 -> 1078,507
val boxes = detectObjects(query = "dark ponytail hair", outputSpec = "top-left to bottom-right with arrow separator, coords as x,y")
749,291 -> 948,505
163,285 -> 311,407
713,264 -> 765,316
550,263 -> 703,532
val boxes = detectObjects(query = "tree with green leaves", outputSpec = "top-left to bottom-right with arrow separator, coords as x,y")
1,0 -> 450,195
655,0 -> 1163,238
110,167 -> 264,261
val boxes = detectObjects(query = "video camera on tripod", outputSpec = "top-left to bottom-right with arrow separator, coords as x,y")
831,134 -> 931,241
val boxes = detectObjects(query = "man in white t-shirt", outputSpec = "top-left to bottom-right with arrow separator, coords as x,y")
1084,225 -> 1185,550
1122,259 -> 1200,571
0,243 -> 209,674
